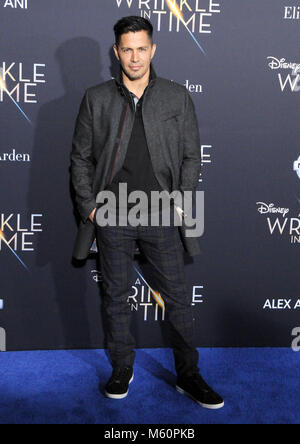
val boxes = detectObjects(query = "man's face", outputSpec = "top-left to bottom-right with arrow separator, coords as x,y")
113,30 -> 156,81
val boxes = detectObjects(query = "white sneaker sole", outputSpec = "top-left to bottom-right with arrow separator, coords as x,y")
105,373 -> 134,400
176,385 -> 224,409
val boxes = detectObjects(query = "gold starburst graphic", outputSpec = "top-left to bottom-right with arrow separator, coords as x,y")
166,0 -> 206,55
134,266 -> 165,310
0,228 -> 29,270
0,67 -> 32,124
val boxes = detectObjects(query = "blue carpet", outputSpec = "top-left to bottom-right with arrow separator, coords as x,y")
0,348 -> 298,424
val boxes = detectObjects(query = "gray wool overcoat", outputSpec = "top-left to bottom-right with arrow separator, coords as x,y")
70,64 -> 201,260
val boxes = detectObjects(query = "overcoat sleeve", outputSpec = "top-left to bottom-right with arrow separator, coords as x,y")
174,91 -> 201,209
70,90 -> 97,222
180,91 -> 201,192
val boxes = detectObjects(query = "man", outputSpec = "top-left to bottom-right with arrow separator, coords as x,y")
71,16 -> 224,409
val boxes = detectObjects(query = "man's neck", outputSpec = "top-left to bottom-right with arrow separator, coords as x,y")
122,68 -> 150,99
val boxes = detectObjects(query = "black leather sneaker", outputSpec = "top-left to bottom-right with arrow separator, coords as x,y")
104,366 -> 134,399
176,373 -> 224,409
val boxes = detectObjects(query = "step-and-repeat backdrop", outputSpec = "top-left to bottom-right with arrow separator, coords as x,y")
0,0 -> 299,351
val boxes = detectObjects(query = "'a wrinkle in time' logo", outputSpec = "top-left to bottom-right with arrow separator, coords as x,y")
91,267 -> 204,321
256,202 -> 300,245
0,62 -> 46,124
115,0 -> 221,55
0,213 -> 43,270
267,56 -> 300,92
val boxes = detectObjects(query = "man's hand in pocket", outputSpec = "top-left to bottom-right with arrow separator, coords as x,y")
175,205 -> 183,223
89,208 -> 96,223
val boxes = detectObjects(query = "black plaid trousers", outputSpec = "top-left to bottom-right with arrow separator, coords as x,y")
95,209 -> 200,376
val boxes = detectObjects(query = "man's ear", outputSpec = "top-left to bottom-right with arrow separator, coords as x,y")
113,44 -> 120,61
151,43 -> 157,60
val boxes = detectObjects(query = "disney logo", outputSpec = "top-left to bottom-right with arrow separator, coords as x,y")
267,56 -> 300,73
256,202 -> 289,218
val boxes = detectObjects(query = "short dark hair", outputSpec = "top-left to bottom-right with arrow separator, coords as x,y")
114,16 -> 153,47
